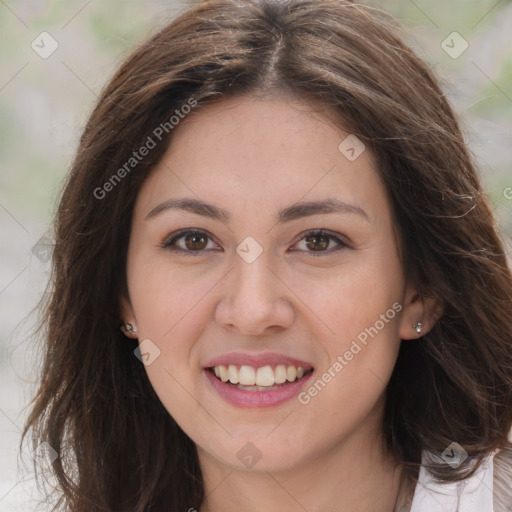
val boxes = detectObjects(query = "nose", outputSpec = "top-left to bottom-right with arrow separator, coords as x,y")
214,250 -> 295,336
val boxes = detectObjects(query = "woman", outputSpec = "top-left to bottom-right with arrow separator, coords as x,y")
21,0 -> 512,511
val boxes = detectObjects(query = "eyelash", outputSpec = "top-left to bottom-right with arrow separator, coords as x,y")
161,229 -> 350,257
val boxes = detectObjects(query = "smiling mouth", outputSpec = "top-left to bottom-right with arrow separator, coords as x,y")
207,364 -> 314,391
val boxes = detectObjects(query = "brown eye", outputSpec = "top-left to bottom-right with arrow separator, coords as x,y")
163,229 -> 218,255
292,229 -> 350,257
304,233 -> 330,251
183,232 -> 208,250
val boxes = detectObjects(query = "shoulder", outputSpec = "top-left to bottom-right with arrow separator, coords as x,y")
408,445 -> 512,512
494,444 -> 512,512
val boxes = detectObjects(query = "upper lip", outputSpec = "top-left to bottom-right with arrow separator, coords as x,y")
204,351 -> 314,369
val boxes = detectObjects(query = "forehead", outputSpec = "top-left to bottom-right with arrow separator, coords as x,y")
135,94 -> 389,228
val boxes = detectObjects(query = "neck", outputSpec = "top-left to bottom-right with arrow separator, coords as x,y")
199,416 -> 408,512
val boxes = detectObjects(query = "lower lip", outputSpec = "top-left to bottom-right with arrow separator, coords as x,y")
204,369 -> 314,408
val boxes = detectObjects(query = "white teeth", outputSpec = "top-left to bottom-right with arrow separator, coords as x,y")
211,364 -> 310,387
286,366 -> 297,382
238,365 -> 256,386
274,365 -> 287,384
228,364 -> 239,384
219,365 -> 229,382
255,365 -> 274,387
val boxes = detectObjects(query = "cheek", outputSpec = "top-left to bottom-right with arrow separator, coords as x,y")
128,251 -> 216,340
298,287 -> 401,436
127,254 -> 216,400
128,261 -> 216,425
291,251 -> 403,348
292,250 -> 403,405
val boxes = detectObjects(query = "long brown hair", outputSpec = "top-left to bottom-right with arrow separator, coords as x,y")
21,0 -> 512,510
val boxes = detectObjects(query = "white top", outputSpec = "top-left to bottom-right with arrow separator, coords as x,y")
409,450 -> 496,512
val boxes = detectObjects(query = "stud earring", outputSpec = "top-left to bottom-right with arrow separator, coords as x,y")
121,323 -> 137,337
413,321 -> 424,334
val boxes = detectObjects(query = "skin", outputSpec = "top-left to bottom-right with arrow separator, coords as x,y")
121,94 -> 441,512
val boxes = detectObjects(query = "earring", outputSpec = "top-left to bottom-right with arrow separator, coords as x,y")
413,321 -> 424,334
121,323 -> 137,337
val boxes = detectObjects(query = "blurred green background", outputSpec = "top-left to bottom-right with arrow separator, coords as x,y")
0,0 -> 511,509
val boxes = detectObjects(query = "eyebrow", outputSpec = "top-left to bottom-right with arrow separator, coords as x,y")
145,197 -> 369,223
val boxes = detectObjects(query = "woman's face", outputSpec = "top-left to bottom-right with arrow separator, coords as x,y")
122,94 -> 430,473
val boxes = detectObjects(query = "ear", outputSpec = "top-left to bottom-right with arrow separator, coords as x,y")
119,294 -> 138,338
399,283 -> 443,340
